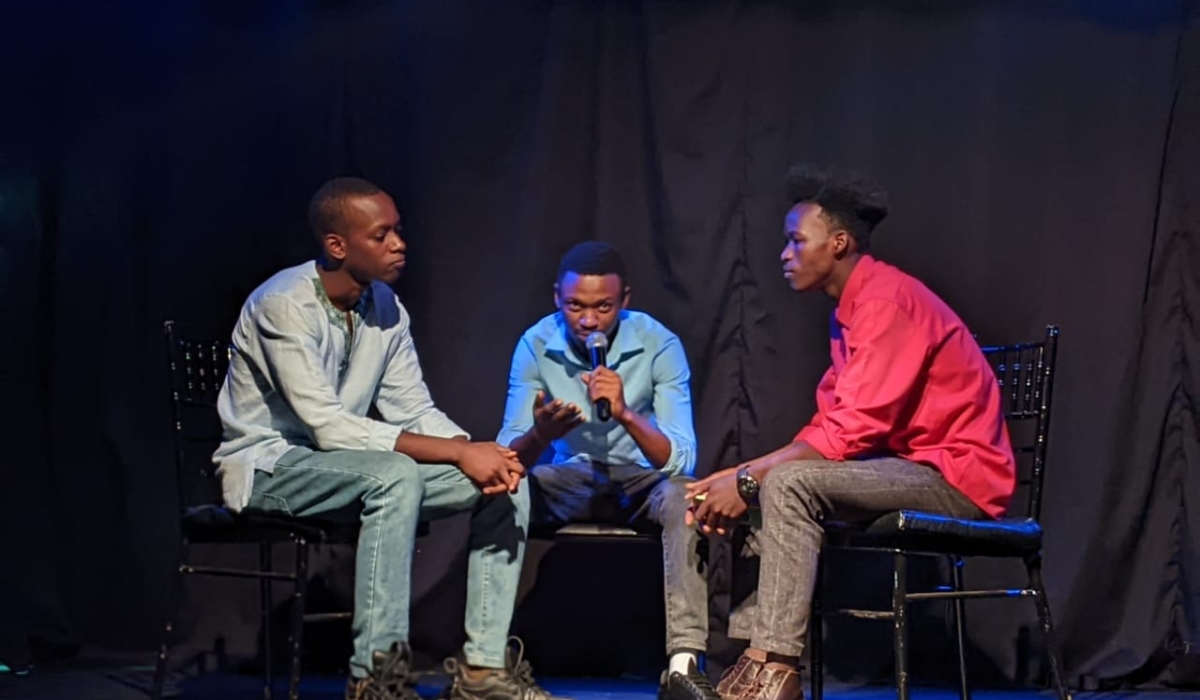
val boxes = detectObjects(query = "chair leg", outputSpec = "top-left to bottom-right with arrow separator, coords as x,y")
949,556 -> 971,700
810,552 -> 825,700
260,542 -> 274,700
288,537 -> 310,700
152,541 -> 190,700
893,553 -> 910,700
150,615 -> 174,700
1027,555 -> 1070,700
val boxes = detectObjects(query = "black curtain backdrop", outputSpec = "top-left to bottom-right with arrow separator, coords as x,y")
1,0 -> 1197,689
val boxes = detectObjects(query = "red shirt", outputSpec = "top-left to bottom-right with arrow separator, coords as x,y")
794,256 -> 1016,518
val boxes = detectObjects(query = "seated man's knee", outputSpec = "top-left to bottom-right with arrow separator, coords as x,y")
761,459 -> 827,505
652,475 -> 694,523
508,480 -> 532,518
368,452 -> 423,498
476,480 -> 531,518
660,475 -> 693,496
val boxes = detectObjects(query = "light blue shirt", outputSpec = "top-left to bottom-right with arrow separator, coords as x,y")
496,310 -> 697,477
213,261 -> 467,510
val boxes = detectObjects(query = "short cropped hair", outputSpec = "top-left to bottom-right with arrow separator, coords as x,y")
556,241 -> 629,288
307,177 -> 384,241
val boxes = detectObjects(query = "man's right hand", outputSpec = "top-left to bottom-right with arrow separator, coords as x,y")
458,442 -> 525,496
532,389 -> 585,442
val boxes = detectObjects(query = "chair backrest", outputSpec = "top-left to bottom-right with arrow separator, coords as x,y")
979,325 -> 1060,522
163,320 -> 232,512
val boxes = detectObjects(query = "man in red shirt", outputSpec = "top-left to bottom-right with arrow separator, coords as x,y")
681,166 -> 1016,700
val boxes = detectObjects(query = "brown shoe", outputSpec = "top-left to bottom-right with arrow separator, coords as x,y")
747,666 -> 803,700
345,642 -> 420,700
715,655 -> 762,700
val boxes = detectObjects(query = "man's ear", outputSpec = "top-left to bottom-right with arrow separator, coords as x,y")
322,232 -> 348,261
834,230 -> 854,258
553,282 -> 562,310
621,287 -> 632,309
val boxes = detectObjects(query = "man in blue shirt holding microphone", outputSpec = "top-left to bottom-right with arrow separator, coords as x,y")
497,241 -> 712,696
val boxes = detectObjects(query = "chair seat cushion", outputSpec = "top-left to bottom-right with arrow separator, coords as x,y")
182,504 -> 358,544
529,522 -> 660,539
826,510 -> 1042,557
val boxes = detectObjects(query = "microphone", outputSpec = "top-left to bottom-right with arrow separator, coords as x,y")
586,331 -> 612,421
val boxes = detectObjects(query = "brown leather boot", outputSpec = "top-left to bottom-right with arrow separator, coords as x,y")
715,655 -> 762,700
745,665 -> 803,700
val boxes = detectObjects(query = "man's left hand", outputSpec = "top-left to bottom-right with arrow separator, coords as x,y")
684,467 -> 748,536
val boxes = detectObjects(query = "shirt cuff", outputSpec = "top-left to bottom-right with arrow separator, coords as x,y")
368,421 -> 405,452
660,435 -> 696,477
411,413 -> 471,441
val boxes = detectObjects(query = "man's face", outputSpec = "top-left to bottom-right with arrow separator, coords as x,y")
780,202 -> 846,292
322,193 -> 407,284
554,272 -> 629,344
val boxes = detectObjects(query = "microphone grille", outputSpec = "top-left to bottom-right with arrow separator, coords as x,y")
586,331 -> 609,350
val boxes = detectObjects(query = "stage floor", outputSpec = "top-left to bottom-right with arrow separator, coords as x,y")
2,659 -> 1197,700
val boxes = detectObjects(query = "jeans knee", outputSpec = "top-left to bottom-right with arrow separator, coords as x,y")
656,475 -> 691,499
366,452 -> 423,504
652,476 -> 693,526
760,460 -> 825,512
509,480 -> 531,523
477,482 -> 531,528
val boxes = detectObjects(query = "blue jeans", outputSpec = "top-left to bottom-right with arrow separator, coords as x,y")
247,447 -> 529,676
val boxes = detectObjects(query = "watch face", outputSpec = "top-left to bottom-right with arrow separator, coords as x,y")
737,469 -> 759,499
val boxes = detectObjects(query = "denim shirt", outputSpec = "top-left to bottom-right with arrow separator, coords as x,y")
496,310 -> 697,477
213,261 -> 467,510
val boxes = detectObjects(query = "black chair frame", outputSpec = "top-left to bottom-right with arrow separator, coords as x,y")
809,325 -> 1069,700
153,320 -> 354,700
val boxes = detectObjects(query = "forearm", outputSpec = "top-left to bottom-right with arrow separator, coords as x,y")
508,428 -> 548,468
746,440 -> 825,480
394,432 -> 469,465
617,409 -> 673,470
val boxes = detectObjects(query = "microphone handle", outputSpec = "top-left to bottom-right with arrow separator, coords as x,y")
596,397 -> 612,422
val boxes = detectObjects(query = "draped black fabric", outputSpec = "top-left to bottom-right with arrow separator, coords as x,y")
1058,0 -> 1200,687
1,0 -> 1197,688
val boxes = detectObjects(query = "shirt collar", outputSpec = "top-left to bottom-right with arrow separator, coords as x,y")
311,266 -> 374,321
834,254 -> 876,328
545,310 -> 645,368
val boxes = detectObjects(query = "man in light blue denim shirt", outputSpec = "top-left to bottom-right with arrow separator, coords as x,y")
496,242 -> 709,693
214,178 -> 559,700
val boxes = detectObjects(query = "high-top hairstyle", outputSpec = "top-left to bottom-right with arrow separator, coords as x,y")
784,165 -> 889,253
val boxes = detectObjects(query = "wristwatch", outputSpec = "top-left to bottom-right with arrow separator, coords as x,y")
736,466 -> 760,502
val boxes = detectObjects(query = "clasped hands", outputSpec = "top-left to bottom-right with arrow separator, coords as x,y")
457,441 -> 525,496
684,466 -> 750,536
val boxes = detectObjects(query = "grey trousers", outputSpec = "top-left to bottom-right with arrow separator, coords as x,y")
734,457 -> 986,657
528,461 -> 709,656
